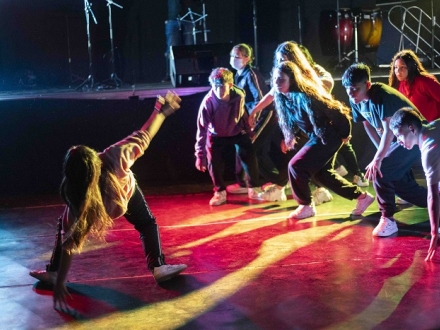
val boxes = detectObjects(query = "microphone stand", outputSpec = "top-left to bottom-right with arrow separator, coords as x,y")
103,0 -> 123,88
76,0 -> 98,91
252,0 -> 258,68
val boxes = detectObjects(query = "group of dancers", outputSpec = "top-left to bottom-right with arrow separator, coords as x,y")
29,40 -> 440,312
194,41 -> 440,256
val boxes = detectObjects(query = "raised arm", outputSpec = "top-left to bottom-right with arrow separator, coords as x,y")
141,91 -> 181,138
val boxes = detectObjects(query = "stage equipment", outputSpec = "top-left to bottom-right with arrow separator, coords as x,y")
179,2 -> 209,44
170,43 -> 231,87
102,0 -> 123,88
76,0 -> 98,91
252,0 -> 258,67
359,8 -> 383,52
319,8 -> 353,57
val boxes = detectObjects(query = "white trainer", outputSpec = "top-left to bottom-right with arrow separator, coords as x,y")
248,187 -> 263,200
289,202 -> 316,220
312,187 -> 333,205
353,174 -> 369,187
258,185 -> 287,202
351,192 -> 375,217
226,183 -> 248,194
396,197 -> 411,205
153,264 -> 187,283
335,165 -> 348,177
372,216 -> 398,237
209,190 -> 227,206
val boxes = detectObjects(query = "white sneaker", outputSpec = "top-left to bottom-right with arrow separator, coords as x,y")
289,202 -> 316,220
226,183 -> 248,194
261,182 -> 274,191
372,216 -> 398,237
153,264 -> 187,283
29,270 -> 57,284
353,174 -> 369,187
396,197 -> 411,205
335,165 -> 348,177
312,187 -> 333,205
248,187 -> 263,200
258,185 -> 287,202
351,192 -> 375,216
209,190 -> 226,206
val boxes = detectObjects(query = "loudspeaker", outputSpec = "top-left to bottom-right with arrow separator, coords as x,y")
170,43 -> 232,87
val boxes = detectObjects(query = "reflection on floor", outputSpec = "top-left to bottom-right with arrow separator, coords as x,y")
1,182 -> 439,330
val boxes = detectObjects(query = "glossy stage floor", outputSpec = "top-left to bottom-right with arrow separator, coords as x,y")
2,177 -> 440,330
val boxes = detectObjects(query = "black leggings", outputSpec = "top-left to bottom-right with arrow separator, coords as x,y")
46,184 -> 164,273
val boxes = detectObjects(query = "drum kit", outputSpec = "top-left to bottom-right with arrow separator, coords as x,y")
319,4 -> 383,67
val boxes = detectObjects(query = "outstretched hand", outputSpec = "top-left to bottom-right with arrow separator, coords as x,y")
53,281 -> 73,313
364,158 -> 383,181
426,234 -> 439,261
155,91 -> 181,117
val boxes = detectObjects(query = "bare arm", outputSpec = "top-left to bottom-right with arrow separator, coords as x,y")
364,117 -> 395,181
52,207 -> 74,311
363,120 -> 381,149
426,182 -> 440,261
248,89 -> 275,127
140,91 -> 181,138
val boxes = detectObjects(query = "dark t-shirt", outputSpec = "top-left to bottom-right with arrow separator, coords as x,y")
350,82 -> 420,130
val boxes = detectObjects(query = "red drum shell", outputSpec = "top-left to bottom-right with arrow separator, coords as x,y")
319,9 -> 353,56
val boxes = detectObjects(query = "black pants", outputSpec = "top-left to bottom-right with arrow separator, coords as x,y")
235,114 -> 290,187
208,133 -> 259,192
288,131 -> 363,205
335,142 -> 363,176
46,184 -> 164,273
374,142 -> 427,217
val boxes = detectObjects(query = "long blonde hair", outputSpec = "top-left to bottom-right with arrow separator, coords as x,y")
60,145 -> 123,252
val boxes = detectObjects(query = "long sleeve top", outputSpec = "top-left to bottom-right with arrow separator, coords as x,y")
397,75 -> 440,122
63,130 -> 152,237
235,65 -> 270,114
194,86 -> 249,164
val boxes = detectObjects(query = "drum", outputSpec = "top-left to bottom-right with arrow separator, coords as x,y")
319,9 -> 354,56
358,8 -> 383,52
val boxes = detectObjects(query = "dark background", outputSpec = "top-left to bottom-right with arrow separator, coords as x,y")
0,0 -> 439,198
0,0 -> 438,88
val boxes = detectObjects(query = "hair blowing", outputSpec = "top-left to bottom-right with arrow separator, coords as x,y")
273,59 -> 351,146
60,145 -> 123,252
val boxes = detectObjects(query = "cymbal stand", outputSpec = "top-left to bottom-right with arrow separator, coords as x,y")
76,0 -> 98,91
103,0 -> 123,88
180,5 -> 208,44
